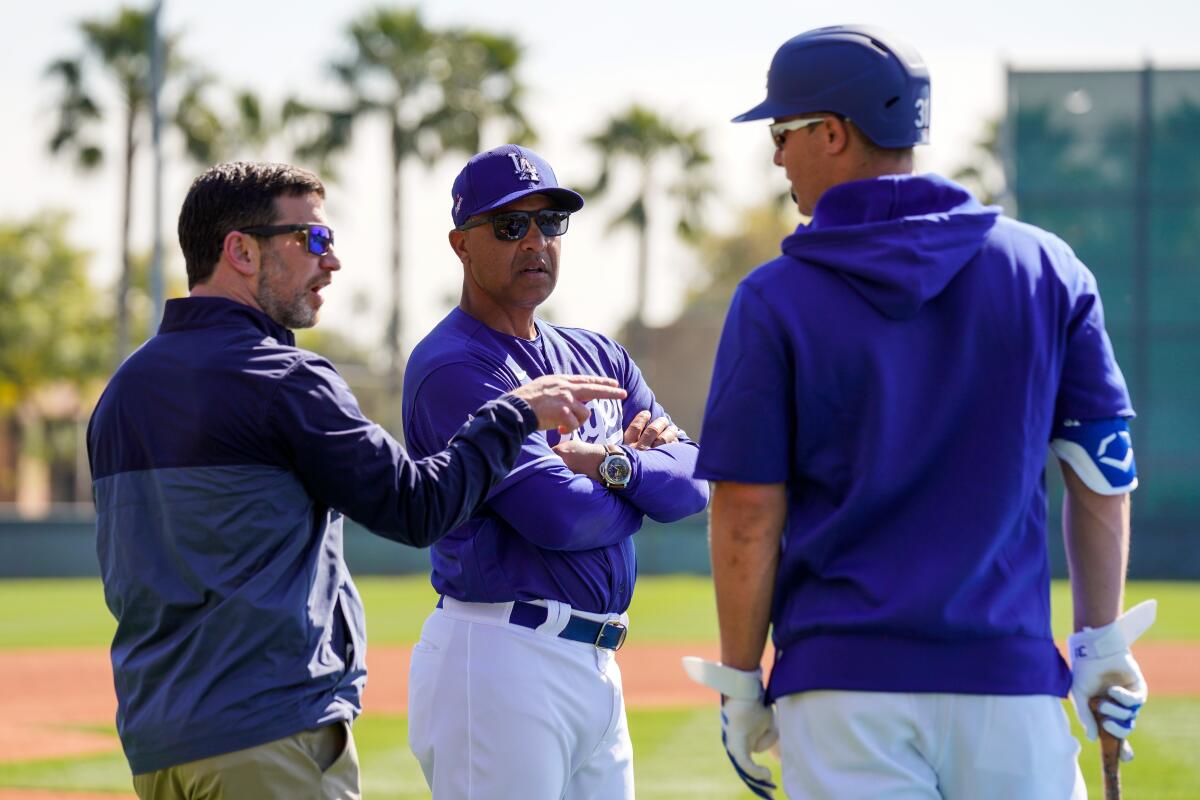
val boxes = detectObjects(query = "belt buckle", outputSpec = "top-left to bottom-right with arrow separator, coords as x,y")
595,619 -> 627,651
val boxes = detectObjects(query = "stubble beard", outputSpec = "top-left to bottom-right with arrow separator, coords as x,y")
256,248 -> 318,330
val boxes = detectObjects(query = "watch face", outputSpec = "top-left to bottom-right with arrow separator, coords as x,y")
603,455 -> 632,485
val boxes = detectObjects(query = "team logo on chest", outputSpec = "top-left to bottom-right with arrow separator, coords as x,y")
508,153 -> 540,183
564,397 -> 624,445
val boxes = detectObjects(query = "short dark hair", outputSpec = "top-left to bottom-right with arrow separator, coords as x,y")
845,118 -> 913,159
178,162 -> 325,289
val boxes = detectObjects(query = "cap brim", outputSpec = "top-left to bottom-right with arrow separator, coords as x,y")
731,97 -> 801,123
474,186 -> 584,218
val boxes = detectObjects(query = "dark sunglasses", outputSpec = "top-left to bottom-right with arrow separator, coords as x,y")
240,224 -> 334,256
456,210 -> 571,241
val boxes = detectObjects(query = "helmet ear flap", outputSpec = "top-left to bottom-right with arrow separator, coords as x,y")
732,25 -> 931,149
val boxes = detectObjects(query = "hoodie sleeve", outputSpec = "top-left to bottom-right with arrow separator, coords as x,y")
695,281 -> 796,483
1053,250 -> 1135,423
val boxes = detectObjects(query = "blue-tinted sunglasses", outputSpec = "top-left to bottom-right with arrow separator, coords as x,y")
240,223 -> 334,256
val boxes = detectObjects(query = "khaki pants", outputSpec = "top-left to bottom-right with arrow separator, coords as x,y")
132,722 -> 360,800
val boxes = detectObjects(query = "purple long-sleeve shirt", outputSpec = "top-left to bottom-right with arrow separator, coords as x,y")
404,307 -> 710,613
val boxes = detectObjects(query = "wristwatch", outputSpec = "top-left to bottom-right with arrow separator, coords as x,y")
597,444 -> 632,490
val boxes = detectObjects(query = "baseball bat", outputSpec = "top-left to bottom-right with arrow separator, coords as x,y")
1089,694 -> 1122,800
1089,670 -> 1136,800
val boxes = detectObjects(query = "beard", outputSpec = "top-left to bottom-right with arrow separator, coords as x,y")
256,248 -> 318,329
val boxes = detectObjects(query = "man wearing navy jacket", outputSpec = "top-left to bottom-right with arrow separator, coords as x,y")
402,144 -> 710,799
686,25 -> 1155,800
87,161 -> 625,800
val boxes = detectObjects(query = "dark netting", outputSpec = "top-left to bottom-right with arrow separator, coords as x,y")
1007,68 -> 1200,577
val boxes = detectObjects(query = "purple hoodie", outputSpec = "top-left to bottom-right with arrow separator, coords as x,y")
696,174 -> 1132,699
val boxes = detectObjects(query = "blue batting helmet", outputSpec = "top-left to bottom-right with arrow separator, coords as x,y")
733,25 -> 931,148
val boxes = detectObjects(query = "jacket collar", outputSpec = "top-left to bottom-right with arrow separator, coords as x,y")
159,297 -> 296,346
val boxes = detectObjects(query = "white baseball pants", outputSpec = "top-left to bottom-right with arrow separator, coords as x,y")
775,690 -> 1085,799
407,597 -> 635,800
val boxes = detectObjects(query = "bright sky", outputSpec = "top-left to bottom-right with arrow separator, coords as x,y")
5,1 -> 1194,357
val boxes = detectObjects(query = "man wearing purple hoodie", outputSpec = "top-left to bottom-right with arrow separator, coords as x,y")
683,25 -> 1155,800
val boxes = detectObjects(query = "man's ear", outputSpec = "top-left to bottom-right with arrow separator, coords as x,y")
448,229 -> 470,266
823,116 -> 852,156
222,231 -> 260,278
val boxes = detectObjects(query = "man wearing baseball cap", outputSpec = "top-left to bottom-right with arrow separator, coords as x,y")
400,144 -> 709,798
686,25 -> 1153,799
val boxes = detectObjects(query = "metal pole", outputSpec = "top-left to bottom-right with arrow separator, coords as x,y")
148,0 -> 166,339
1133,63 -> 1152,443
1000,62 -> 1018,217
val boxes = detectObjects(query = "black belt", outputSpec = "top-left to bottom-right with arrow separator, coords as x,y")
437,597 -> 627,651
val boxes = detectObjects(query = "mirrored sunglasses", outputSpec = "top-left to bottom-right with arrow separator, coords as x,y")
457,210 -> 571,241
240,223 -> 334,256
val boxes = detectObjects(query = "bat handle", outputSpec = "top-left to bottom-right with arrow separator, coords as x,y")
1089,685 -> 1126,800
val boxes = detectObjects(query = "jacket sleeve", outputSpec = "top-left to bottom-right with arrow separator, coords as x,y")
267,355 -> 537,548
406,361 -> 645,551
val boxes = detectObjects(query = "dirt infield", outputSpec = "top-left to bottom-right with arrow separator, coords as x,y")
0,792 -> 136,800
2,641 -> 1195,769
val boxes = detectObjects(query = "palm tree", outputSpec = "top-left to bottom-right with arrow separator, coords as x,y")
45,6 -> 240,362
286,8 -> 533,401
586,106 -> 712,327
949,117 -> 1005,207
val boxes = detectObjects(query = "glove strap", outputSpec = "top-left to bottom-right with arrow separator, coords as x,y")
1068,599 -> 1157,660
682,656 -> 763,700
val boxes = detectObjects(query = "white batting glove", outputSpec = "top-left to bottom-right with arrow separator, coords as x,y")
1067,599 -> 1156,762
682,656 -> 778,799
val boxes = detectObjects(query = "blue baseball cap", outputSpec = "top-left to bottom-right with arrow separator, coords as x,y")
451,144 -> 584,228
734,25 -> 931,148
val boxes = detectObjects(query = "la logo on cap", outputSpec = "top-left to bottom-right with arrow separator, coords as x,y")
509,153 -> 540,183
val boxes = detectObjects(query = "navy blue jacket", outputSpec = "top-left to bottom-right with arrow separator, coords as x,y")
88,297 -> 536,773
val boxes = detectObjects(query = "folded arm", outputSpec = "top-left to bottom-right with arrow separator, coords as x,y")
622,439 -> 709,522
487,461 -> 645,550
407,360 -> 645,552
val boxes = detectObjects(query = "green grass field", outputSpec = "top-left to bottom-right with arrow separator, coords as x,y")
1,577 -> 1197,798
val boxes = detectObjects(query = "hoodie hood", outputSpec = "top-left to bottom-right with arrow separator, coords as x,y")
781,174 -> 999,319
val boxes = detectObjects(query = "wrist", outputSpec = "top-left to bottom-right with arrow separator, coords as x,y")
582,442 -> 608,475
597,443 -> 634,489
500,393 -> 538,435
1067,600 -> 1156,662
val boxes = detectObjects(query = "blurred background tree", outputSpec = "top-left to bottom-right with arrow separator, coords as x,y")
948,117 -> 1005,206
0,214 -> 110,506
586,105 -> 712,328
45,5 -> 266,364
285,7 -> 534,411
684,199 -> 797,314
0,214 -> 110,411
